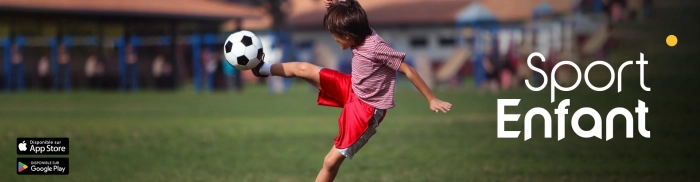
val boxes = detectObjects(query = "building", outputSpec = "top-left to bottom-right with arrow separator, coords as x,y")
279,0 -> 469,66
287,0 -> 470,63
239,0 -> 574,64
0,0 -> 263,92
236,0 -> 577,90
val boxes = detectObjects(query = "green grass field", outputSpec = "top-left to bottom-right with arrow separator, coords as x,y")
1,1 -> 699,181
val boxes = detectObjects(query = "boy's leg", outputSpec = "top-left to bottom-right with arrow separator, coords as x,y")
315,147 -> 346,182
253,62 -> 321,89
315,108 -> 386,182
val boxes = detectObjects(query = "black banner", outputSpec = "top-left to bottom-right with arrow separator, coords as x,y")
17,138 -> 69,155
17,158 -> 69,175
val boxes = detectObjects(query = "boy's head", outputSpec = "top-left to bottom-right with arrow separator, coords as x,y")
323,0 -> 372,50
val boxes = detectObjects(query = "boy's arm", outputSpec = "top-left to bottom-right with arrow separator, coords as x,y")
397,62 -> 452,113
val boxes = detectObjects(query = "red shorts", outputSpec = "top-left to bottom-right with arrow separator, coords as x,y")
317,68 -> 387,150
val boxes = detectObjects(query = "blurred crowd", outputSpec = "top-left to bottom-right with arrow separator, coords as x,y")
1,39 -> 246,93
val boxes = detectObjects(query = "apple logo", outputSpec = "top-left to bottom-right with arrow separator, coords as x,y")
18,141 -> 27,151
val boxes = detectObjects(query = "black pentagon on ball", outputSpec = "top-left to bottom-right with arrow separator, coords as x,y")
237,56 -> 249,66
241,36 -> 253,47
225,41 -> 233,53
257,48 -> 264,60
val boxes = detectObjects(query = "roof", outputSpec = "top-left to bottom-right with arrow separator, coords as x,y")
239,0 -> 575,30
455,1 -> 498,24
288,0 -> 471,28
361,0 -> 471,26
481,0 -> 574,22
0,0 -> 265,20
534,0 -> 555,15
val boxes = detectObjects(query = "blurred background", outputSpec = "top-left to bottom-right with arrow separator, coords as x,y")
0,0 -> 641,93
2,0 -> 699,181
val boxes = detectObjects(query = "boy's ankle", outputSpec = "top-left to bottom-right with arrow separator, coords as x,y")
252,62 -> 270,77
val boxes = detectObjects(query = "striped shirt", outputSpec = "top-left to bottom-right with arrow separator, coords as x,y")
351,30 -> 406,109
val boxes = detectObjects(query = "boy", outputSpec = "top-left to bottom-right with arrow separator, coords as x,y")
251,0 -> 452,181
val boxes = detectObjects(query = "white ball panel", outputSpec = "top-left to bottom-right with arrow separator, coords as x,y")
239,31 -> 263,52
243,45 -> 258,59
246,57 -> 260,68
239,30 -> 255,39
233,64 -> 248,70
243,46 -> 260,68
226,33 -> 243,52
230,42 -> 247,57
251,36 -> 263,49
224,47 -> 238,66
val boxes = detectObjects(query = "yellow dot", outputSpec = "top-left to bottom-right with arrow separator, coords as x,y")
666,35 -> 678,47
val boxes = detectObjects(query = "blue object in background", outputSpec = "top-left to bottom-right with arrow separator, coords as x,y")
454,1 -> 500,89
117,36 -> 141,92
190,34 -> 202,93
593,0 -> 604,14
221,59 -> 236,76
221,57 -> 237,91
267,30 -> 295,94
2,36 -> 10,91
202,34 -> 219,93
159,36 -> 171,46
5,36 -> 26,93
533,0 -> 554,19
50,36 -> 73,92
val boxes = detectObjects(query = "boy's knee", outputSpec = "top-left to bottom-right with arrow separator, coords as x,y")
297,62 -> 310,71
296,62 -> 318,75
322,157 -> 342,171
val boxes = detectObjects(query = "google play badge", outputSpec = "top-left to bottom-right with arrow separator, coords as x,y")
18,162 -> 28,173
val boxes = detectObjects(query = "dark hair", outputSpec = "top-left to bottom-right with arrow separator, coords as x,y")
323,0 -> 372,45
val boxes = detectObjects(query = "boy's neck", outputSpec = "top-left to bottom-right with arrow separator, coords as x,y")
351,30 -> 374,49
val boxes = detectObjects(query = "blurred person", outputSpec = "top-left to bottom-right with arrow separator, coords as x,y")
267,37 -> 288,94
37,56 -> 51,90
253,1 -> 452,181
85,55 -> 104,90
497,30 -> 515,91
512,44 -> 532,89
228,43 -> 244,92
499,43 -> 519,90
201,47 -> 217,92
221,56 -> 237,92
530,32 -> 548,87
610,1 -> 625,23
481,43 -> 500,94
121,43 -> 139,92
152,55 -> 172,90
603,0 -> 627,22
53,43 -> 71,92
627,0 -> 645,21
5,44 -> 24,92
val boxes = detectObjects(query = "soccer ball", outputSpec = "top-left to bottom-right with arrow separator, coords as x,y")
223,30 -> 264,70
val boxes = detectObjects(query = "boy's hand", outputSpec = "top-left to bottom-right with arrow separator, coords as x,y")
324,0 -> 338,8
430,98 -> 452,113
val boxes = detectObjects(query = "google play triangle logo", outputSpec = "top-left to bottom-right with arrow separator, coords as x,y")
18,162 -> 28,172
